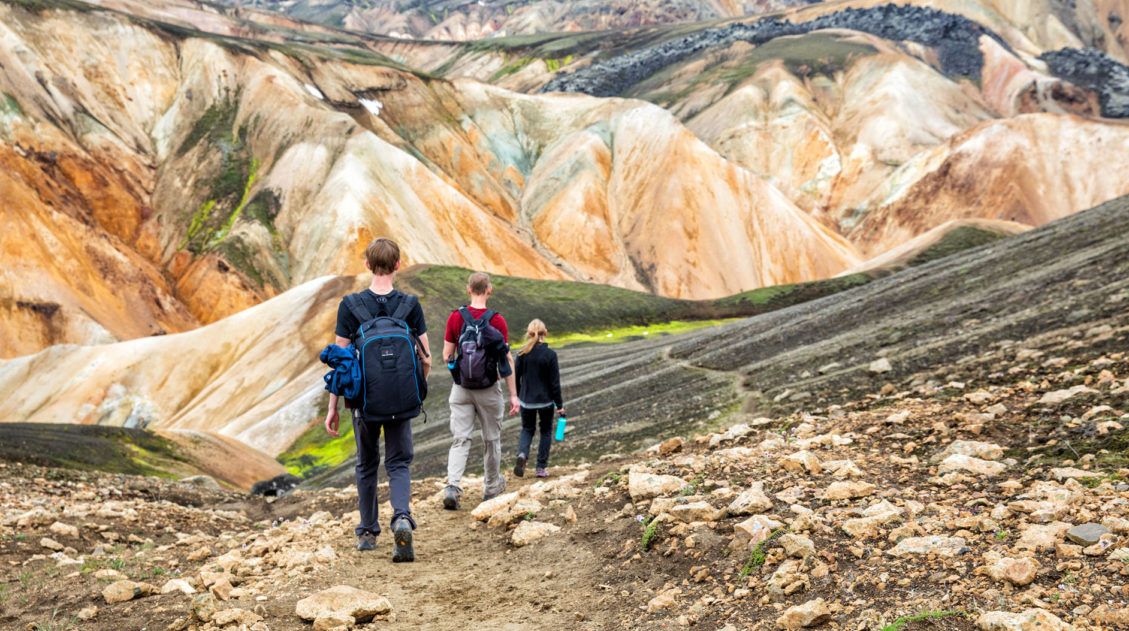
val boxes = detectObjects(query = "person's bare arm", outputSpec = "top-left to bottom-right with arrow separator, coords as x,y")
324,335 -> 350,437
443,340 -> 457,363
419,334 -> 433,379
505,352 -> 519,415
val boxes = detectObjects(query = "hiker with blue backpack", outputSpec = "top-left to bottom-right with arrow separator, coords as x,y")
322,238 -> 430,562
441,271 -> 519,510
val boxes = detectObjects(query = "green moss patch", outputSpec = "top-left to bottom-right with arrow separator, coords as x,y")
278,411 -> 357,478
0,423 -> 189,478
554,319 -> 739,348
1,92 -> 22,117
907,226 -> 1011,268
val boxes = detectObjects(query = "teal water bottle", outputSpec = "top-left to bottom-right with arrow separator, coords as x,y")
554,414 -> 567,442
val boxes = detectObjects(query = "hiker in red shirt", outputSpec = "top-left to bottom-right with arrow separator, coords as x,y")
440,272 -> 519,510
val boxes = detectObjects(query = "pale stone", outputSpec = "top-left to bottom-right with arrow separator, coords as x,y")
976,608 -> 1071,630
77,606 -> 98,621
842,500 -> 903,539
985,556 -> 1038,586
732,515 -> 785,548
726,482 -> 774,516
511,520 -> 561,547
776,598 -> 831,629
780,451 -> 822,475
314,612 -> 355,630
1049,467 -> 1097,481
295,586 -> 392,623
767,559 -> 809,598
938,454 -> 1007,476
1038,385 -> 1096,405
627,472 -> 687,500
868,358 -> 892,374
102,580 -> 153,604
937,440 -> 1004,461
212,609 -> 263,627
821,481 -> 875,500
886,536 -> 967,557
647,588 -> 681,612
161,578 -> 197,595
668,501 -> 717,523
470,492 -> 520,521
48,521 -> 79,538
39,537 -> 63,551
779,533 -> 815,558
1017,522 -> 1071,551
93,569 -> 127,581
180,475 -> 223,491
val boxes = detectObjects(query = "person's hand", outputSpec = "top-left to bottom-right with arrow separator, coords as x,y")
324,408 -> 340,437
557,408 -> 566,417
509,395 -> 520,416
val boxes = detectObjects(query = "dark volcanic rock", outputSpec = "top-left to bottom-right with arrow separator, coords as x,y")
1041,47 -> 1129,117
542,3 -> 1007,96
250,473 -> 302,497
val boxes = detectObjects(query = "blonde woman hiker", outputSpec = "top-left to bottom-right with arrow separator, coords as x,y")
513,319 -> 564,478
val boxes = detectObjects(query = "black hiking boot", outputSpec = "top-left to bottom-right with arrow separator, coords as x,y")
391,518 -> 414,563
356,532 -> 376,552
442,485 -> 461,511
513,453 -> 527,478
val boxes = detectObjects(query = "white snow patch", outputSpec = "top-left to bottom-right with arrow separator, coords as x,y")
359,98 -> 383,116
304,83 -> 324,100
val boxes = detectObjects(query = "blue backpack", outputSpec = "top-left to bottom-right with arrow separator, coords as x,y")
344,293 -> 428,422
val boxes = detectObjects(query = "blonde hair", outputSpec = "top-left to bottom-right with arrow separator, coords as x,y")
519,319 -> 547,356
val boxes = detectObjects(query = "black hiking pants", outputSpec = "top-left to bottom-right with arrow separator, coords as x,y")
517,406 -> 555,469
353,412 -> 416,536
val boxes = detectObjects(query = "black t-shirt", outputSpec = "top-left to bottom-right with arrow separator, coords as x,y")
335,289 -> 427,341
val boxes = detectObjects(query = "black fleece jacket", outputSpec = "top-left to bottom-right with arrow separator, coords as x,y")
514,343 -> 563,409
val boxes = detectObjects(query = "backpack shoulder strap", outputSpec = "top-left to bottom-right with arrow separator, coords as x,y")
390,294 -> 418,322
481,310 -> 496,325
458,306 -> 475,327
344,293 -> 375,325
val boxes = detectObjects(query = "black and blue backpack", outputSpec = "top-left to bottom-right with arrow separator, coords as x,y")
343,292 -> 428,421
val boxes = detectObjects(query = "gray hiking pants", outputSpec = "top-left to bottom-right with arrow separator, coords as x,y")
447,382 -> 506,497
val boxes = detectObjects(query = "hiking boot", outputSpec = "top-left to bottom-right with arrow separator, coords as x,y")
513,453 -> 527,478
391,518 -> 414,563
442,485 -> 461,511
356,532 -> 376,552
535,468 -> 549,478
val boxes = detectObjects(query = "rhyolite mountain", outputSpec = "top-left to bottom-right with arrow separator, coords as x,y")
2,0 -> 1129,455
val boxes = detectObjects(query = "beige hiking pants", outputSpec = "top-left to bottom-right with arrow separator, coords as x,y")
447,382 -> 506,497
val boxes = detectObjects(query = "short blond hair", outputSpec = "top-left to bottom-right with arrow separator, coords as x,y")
467,272 -> 491,296
365,238 -> 400,275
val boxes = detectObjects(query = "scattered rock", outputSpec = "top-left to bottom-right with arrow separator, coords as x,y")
658,437 -> 684,456
1066,523 -> 1110,546
295,586 -> 392,623
102,580 -> 154,604
977,608 -> 1071,630
820,481 -> 875,500
985,556 -> 1039,586
471,492 -> 520,521
887,536 -> 967,557
776,598 -> 831,629
647,587 -> 682,612
314,611 -> 355,630
726,482 -> 774,516
668,501 -> 717,523
937,440 -> 1004,461
48,521 -> 79,538
780,451 -> 822,475
938,454 -> 1007,476
77,606 -> 98,621
1017,522 -> 1071,551
180,475 -> 223,491
1038,385 -> 1096,405
628,471 -> 688,500
39,537 -> 63,551
511,520 -> 561,547
212,608 -> 263,627
161,578 -> 197,595
868,358 -> 892,374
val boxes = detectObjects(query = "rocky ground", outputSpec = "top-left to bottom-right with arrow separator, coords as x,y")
2,313 -> 1127,630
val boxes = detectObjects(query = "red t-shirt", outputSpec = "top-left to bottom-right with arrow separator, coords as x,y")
445,307 -> 508,344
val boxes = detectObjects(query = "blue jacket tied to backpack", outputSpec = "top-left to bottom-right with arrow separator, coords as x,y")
320,344 -> 362,401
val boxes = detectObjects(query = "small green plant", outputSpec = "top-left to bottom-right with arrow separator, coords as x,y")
880,610 -> 965,631
14,533 -> 27,542
31,609 -> 76,631
150,566 -> 167,577
739,527 -> 788,577
18,571 -> 33,587
994,529 -> 1010,541
679,475 -> 705,497
522,512 -> 536,522
1062,571 -> 1078,585
110,557 -> 126,571
639,515 -> 661,552
595,471 -> 622,488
